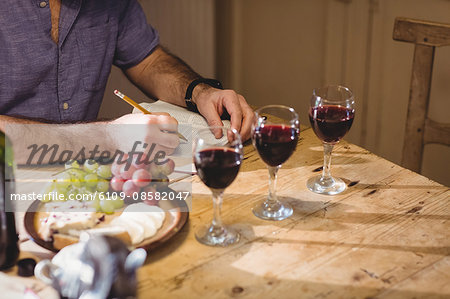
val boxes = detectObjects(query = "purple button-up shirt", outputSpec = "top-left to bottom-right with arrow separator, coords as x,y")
0,0 -> 159,122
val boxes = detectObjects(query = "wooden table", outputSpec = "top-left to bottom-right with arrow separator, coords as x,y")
4,127 -> 450,298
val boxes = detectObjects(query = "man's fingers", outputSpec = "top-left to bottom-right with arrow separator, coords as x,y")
152,112 -> 171,116
152,115 -> 179,148
145,114 -> 178,132
153,130 -> 180,150
237,95 -> 255,141
194,89 -> 254,140
156,114 -> 178,133
222,90 -> 243,135
200,103 -> 224,138
119,113 -> 179,148
143,121 -> 179,149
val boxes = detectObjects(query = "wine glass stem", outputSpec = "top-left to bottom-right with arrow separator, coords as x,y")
268,166 -> 280,204
211,189 -> 224,229
322,143 -> 334,180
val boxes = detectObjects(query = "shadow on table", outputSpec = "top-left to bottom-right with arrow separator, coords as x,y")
143,193 -> 332,264
256,236 -> 450,256
239,198 -> 450,256
141,185 -> 449,265
143,220 -> 449,298
139,192 -> 449,297
242,149 -> 370,173
341,178 -> 449,191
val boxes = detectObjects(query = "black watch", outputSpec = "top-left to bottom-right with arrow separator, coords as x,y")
184,78 -> 223,114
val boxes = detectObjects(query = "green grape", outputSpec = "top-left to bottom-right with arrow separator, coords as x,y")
54,182 -> 68,194
65,160 -> 80,169
84,159 -> 99,173
55,172 -> 71,189
87,185 -> 97,192
79,187 -> 94,198
84,173 -> 98,188
96,179 -> 109,192
71,177 -> 83,188
65,188 -> 78,201
96,165 -> 112,179
68,168 -> 85,179
100,200 -> 115,214
112,198 -> 124,209
91,197 -> 101,211
41,182 -> 56,203
87,193 -> 101,211
66,169 -> 84,188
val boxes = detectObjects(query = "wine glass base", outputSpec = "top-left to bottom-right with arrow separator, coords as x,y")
307,175 -> 346,195
252,200 -> 293,221
195,225 -> 240,247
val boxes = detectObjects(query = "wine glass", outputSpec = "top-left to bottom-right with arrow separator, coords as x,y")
193,126 -> 243,246
251,105 -> 300,221
307,85 -> 355,195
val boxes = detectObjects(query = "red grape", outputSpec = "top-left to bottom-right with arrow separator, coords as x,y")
111,163 -> 122,177
130,154 -> 149,169
132,169 -> 152,187
120,164 -> 137,180
110,176 -> 126,191
122,180 -> 140,197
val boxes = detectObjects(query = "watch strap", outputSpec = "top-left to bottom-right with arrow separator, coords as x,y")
185,78 -> 223,114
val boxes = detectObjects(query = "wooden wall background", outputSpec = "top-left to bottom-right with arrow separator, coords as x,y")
99,0 -> 450,186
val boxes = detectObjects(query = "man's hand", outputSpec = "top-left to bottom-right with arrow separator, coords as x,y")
193,86 -> 255,141
109,113 -> 180,158
125,47 -> 255,142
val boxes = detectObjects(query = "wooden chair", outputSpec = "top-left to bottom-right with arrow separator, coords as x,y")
393,17 -> 450,173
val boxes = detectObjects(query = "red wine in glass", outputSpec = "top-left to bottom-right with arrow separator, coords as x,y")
307,85 -> 355,195
194,148 -> 241,189
193,126 -> 243,247
309,105 -> 354,144
251,105 -> 300,221
253,124 -> 299,166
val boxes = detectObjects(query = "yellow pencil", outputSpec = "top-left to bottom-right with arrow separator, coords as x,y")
114,89 -> 188,141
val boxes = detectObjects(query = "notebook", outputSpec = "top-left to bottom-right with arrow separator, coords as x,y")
132,101 -> 232,174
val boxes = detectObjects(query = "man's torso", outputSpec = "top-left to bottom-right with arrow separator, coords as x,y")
0,0 -> 158,122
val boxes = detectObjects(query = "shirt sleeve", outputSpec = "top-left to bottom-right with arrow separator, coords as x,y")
113,0 -> 160,69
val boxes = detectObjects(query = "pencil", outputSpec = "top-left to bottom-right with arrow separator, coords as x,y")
114,89 -> 188,141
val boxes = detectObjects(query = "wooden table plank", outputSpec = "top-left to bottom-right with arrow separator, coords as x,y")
375,256 -> 450,298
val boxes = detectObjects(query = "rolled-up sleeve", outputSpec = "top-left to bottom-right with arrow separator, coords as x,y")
113,0 -> 159,69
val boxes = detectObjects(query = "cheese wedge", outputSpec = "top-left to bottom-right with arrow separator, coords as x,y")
120,212 -> 157,239
111,217 -> 145,245
123,203 -> 165,228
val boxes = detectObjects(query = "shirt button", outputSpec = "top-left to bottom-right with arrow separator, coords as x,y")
39,1 -> 47,8
63,102 -> 69,110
